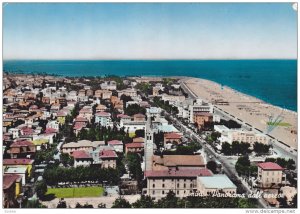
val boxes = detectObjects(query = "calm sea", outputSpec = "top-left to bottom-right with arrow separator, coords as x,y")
3,60 -> 297,112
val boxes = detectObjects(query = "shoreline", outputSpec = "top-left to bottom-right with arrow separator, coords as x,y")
181,76 -> 297,115
183,77 -> 297,150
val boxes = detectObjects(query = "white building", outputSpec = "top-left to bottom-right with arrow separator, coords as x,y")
46,120 -> 60,131
95,112 -> 112,127
100,81 -> 117,90
8,128 -> 20,139
197,174 -> 237,196
107,140 -> 124,153
218,129 -> 269,146
122,120 -> 146,134
146,107 -> 162,119
189,101 -> 213,123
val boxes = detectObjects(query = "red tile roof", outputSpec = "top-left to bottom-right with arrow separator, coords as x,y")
3,159 -> 34,165
72,150 -> 92,159
57,111 -> 67,117
132,137 -> 144,143
45,128 -> 58,134
75,117 -> 88,122
3,174 -> 22,190
194,112 -> 213,117
257,162 -> 284,170
145,168 -> 213,178
164,132 -> 182,139
125,142 -> 144,148
11,140 -> 34,147
100,150 -> 117,158
133,113 -> 145,118
108,140 -> 123,145
95,112 -> 111,117
117,114 -> 130,118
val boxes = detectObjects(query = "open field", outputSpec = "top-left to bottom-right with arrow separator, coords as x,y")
46,186 -> 104,198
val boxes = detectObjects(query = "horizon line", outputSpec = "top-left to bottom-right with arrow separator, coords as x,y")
3,58 -> 297,61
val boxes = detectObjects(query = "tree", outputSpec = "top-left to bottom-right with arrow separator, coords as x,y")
35,180 -> 47,199
235,155 -> 256,177
126,153 -> 143,189
111,196 -> 131,208
120,94 -> 133,106
291,194 -> 297,208
124,104 -> 146,116
253,142 -> 270,155
221,142 -> 231,155
135,129 -> 145,138
154,131 -> 164,150
207,161 -> 218,174
60,153 -> 74,167
57,199 -> 67,208
211,131 -> 221,141
156,191 -> 180,208
132,195 -> 155,208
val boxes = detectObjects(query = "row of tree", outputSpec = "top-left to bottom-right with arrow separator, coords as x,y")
221,142 -> 271,156
153,97 -> 179,115
43,165 -> 120,187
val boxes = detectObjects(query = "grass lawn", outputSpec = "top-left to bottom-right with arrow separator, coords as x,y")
46,186 -> 104,198
267,122 -> 291,127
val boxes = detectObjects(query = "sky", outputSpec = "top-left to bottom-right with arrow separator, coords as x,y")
3,3 -> 298,60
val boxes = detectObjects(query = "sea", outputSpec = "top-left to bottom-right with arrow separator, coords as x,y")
3,59 -> 297,112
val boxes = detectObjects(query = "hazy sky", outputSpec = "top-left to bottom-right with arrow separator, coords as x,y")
3,3 -> 297,60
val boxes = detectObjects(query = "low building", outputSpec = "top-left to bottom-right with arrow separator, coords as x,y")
3,174 -> 22,208
121,120 -> 146,134
62,140 -> 105,155
164,132 -> 182,146
72,150 -> 93,167
152,155 -> 206,171
107,140 -> 124,153
125,142 -> 144,154
257,162 -> 285,189
8,140 -> 36,159
4,167 -> 28,185
100,150 -> 118,169
196,174 -> 237,196
144,168 -> 212,199
95,112 -> 112,127
133,113 -> 146,122
3,159 -> 34,177
193,112 -> 213,129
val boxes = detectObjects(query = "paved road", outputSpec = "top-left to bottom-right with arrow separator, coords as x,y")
164,110 -> 268,208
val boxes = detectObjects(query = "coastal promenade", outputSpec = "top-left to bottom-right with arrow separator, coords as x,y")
181,77 -> 297,153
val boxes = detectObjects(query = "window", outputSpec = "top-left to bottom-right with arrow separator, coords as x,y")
184,184 -> 186,188
162,191 -> 165,195
162,184 -> 165,188
152,191 -> 155,195
163,179 -> 165,182
153,184 -> 155,188
177,191 -> 179,195
177,183 -> 179,188
190,184 -> 193,188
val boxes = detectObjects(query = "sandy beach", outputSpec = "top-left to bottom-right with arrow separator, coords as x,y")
183,78 -> 297,150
